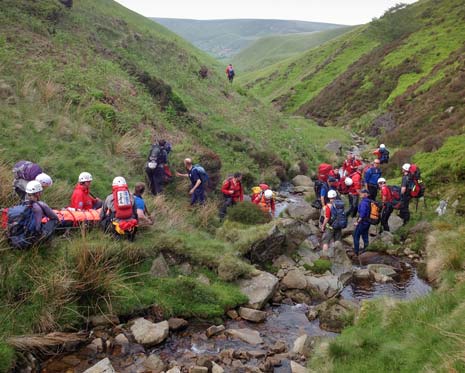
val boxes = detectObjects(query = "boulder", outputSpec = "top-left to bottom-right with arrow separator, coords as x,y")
178,262 -> 193,275
292,334 -> 313,357
317,299 -> 359,333
196,274 -> 211,285
249,225 -> 287,263
226,309 -> 239,319
144,354 -> 165,372
331,242 -> 353,285
290,361 -> 307,373
292,175 -> 313,187
273,255 -> 296,269
378,231 -> 395,246
281,269 -> 307,290
373,272 -> 393,283
237,270 -> 279,309
279,219 -> 313,251
130,318 -> 169,347
206,325 -> 225,338
296,247 -> 320,266
293,186 -> 313,193
225,328 -> 263,345
168,318 -> 188,331
83,358 -> 115,373
388,215 -> 403,233
150,254 -> 169,278
358,252 -> 402,270
306,275 -> 342,299
284,289 -> 312,304
269,340 -> 287,354
238,307 -> 267,323
353,268 -> 372,280
286,201 -> 314,222
367,264 -> 397,277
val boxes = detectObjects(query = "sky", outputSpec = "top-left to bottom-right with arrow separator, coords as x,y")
114,0 -> 418,25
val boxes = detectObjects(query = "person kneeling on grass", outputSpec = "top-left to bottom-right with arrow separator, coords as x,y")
353,189 -> 371,256
134,182 -> 154,227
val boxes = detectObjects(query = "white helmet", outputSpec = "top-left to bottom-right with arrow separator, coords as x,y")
378,177 -> 386,184
380,144 -> 386,149
78,172 -> 93,182
344,177 -> 353,186
327,190 -> 338,199
264,189 -> 273,199
112,176 -> 127,187
26,180 -> 43,194
402,163 -> 411,172
35,173 -> 53,187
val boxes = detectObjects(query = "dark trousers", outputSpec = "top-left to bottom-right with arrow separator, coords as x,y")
367,184 -> 378,201
147,167 -> 165,195
347,194 -> 359,218
219,196 -> 235,220
353,223 -> 370,255
380,203 -> 393,232
399,195 -> 411,225
191,186 -> 205,205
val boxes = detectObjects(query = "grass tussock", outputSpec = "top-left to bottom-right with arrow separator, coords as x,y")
226,201 -> 272,225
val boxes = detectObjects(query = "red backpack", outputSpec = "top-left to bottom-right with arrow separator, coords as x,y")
318,163 -> 333,182
112,185 -> 133,219
408,164 -> 425,198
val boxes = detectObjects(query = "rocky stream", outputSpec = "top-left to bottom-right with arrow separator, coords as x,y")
33,173 -> 432,373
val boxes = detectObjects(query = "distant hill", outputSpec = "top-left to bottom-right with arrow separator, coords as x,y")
152,18 -> 346,59
231,26 -> 355,72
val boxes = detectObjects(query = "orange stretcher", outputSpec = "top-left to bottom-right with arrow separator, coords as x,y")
42,208 -> 101,227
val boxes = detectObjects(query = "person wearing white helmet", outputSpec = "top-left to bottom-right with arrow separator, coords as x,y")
69,172 -> 102,211
400,163 -> 412,225
24,180 -> 58,242
373,144 -> 390,164
320,189 -> 345,254
377,177 -> 393,232
353,189 -> 371,256
257,189 -> 276,217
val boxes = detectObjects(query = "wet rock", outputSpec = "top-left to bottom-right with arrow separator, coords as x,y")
211,361 -> 224,373
89,314 -> 120,328
249,225 -> 287,263
150,254 -> 169,278
269,340 -> 287,354
367,264 -> 397,277
306,275 -> 342,299
130,318 -> 169,347
83,358 -> 115,373
144,354 -> 165,372
286,201 -> 314,222
317,299 -> 359,333
388,215 -> 403,233
168,317 -> 188,331
292,175 -> 313,187
238,307 -> 267,323
226,309 -> 239,319
373,272 -> 393,283
237,270 -> 279,309
292,335 -> 313,357
290,361 -> 307,373
179,262 -> 193,275
206,324 -> 225,338
225,328 -> 263,345
273,255 -> 296,269
306,307 -> 318,321
196,273 -> 211,285
284,289 -> 312,304
358,252 -> 402,270
189,366 -> 208,373
282,269 -> 307,290
331,242 -> 353,285
353,268 -> 372,280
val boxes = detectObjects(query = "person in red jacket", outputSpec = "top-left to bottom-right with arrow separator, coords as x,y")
342,153 -> 362,176
69,172 -> 102,211
346,165 -> 363,217
378,177 -> 393,232
257,189 -> 276,217
219,172 -> 243,220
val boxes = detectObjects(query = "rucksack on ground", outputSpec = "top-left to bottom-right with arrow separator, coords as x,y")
193,164 -> 209,186
369,200 -> 381,225
4,202 -> 38,249
408,164 -> 425,198
13,161 -> 42,181
330,199 -> 348,229
388,185 -> 402,210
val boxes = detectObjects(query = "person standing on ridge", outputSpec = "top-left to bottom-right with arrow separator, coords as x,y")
146,139 -> 169,196
69,172 -> 102,211
226,63 -> 235,83
176,158 -> 207,206
364,159 -> 382,200
219,172 -> 243,220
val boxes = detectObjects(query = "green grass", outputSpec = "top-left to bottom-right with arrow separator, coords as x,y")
311,259 -> 332,274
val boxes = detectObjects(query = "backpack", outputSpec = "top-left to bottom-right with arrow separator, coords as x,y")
228,68 -> 235,78
192,164 -> 209,186
330,199 -> 348,229
369,200 -> 381,225
379,148 -> 390,164
112,185 -> 133,220
388,185 -> 402,210
13,161 -> 42,181
408,164 -> 425,198
318,163 -> 333,182
5,202 -> 38,249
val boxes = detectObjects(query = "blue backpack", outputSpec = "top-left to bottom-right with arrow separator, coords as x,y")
192,164 -> 209,186
7,202 -> 38,249
330,199 -> 348,229
379,148 -> 390,164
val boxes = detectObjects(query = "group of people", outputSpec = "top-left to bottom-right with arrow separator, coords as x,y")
317,144 -> 421,256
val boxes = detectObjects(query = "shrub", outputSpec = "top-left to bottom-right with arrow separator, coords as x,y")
86,102 -> 116,123
226,202 -> 271,225
312,258 -> 332,274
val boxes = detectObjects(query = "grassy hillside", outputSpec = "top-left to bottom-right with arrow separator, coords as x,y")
231,26 -> 355,72
153,18 -> 346,59
244,0 -> 465,155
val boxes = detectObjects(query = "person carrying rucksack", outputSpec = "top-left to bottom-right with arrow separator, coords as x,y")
345,165 -> 363,218
226,64 -> 235,83
320,189 -> 346,254
6,180 -> 58,249
69,172 -> 102,211
100,176 -> 138,241
257,189 -> 276,217
373,144 -> 390,164
146,139 -> 169,196
176,158 -> 207,205
319,176 -> 339,208
13,160 -> 53,201
400,163 -> 412,225
364,159 -> 382,201
219,172 -> 243,220
353,189 -> 371,256
134,182 -> 154,227
378,177 -> 393,232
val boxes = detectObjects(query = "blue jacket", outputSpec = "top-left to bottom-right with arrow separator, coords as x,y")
358,197 -> 371,225
365,167 -> 382,186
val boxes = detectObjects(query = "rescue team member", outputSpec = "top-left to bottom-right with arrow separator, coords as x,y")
219,172 -> 243,220
69,172 -> 102,211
